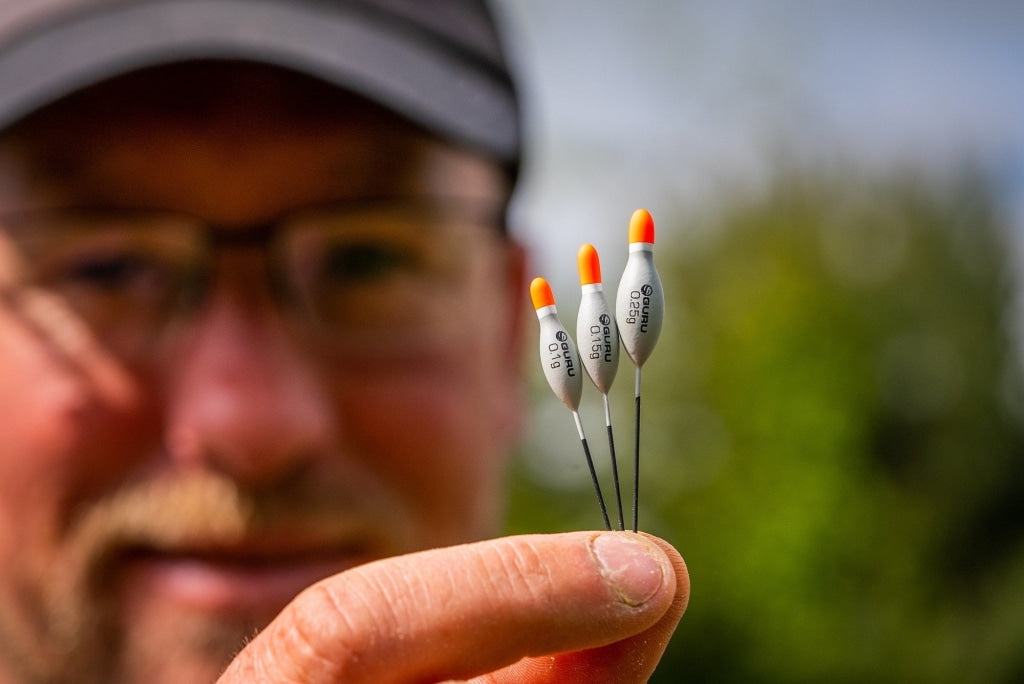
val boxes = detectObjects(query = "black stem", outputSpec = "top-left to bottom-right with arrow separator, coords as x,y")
581,436 -> 612,531
633,392 -> 641,533
607,423 -> 625,531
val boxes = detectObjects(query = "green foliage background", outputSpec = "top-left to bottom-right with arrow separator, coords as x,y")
504,166 -> 1024,682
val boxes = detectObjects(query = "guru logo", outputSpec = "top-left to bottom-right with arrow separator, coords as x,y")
626,286 -> 653,333
588,315 -> 615,362
548,330 -> 576,376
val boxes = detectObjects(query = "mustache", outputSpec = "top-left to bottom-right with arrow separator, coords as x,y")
64,468 -> 405,571
47,467 -> 410,628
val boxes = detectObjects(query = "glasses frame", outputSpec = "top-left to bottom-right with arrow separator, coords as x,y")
0,196 -> 509,362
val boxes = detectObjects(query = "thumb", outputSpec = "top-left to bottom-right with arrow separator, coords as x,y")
477,534 -> 689,683
219,532 -> 681,684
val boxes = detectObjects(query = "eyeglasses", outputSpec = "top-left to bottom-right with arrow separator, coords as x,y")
0,198 -> 505,362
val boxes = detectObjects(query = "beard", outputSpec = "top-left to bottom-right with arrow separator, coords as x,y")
0,467 -> 414,684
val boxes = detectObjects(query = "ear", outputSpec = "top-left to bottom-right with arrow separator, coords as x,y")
493,238 -> 530,444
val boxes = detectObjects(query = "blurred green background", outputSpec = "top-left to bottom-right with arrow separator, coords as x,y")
504,166 -> 1024,682
496,3 -> 1024,681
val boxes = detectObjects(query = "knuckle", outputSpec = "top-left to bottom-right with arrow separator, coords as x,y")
480,538 -> 561,607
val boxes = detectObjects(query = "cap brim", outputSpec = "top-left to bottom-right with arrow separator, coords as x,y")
0,0 -> 519,162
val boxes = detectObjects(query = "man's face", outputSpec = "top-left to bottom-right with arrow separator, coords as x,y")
0,64 -> 526,683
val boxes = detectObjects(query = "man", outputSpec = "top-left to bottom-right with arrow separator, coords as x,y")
0,1 -> 688,682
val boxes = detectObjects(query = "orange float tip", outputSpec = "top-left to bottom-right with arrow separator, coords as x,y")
628,208 -> 655,244
530,276 -> 556,310
577,243 -> 602,286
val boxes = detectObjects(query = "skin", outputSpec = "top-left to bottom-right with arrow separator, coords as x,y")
0,63 -> 688,683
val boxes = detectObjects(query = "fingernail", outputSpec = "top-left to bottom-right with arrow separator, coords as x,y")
592,533 -> 666,606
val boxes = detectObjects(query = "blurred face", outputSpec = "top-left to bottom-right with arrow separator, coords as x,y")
0,64 -> 525,683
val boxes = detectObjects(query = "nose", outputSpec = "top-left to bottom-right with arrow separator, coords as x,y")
165,290 -> 335,488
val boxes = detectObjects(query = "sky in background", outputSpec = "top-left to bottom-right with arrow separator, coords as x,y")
494,0 -> 1024,294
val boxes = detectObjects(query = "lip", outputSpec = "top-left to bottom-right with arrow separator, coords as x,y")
118,544 -> 377,614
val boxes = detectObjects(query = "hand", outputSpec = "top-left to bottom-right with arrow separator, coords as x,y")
219,531 -> 688,683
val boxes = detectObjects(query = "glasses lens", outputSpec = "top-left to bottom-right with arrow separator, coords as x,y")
280,202 -> 496,343
7,212 -> 205,357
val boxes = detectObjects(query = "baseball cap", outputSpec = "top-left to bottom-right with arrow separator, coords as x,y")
0,0 -> 520,166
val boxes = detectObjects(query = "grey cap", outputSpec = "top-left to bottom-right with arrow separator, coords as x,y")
0,0 -> 520,165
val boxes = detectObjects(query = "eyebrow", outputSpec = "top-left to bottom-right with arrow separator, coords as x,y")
0,196 -> 505,238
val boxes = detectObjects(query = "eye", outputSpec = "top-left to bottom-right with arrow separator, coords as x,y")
320,242 -> 416,283
60,252 -> 171,294
48,247 -> 203,315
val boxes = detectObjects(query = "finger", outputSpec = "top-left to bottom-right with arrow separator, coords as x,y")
472,534 -> 689,684
218,531 -> 679,684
